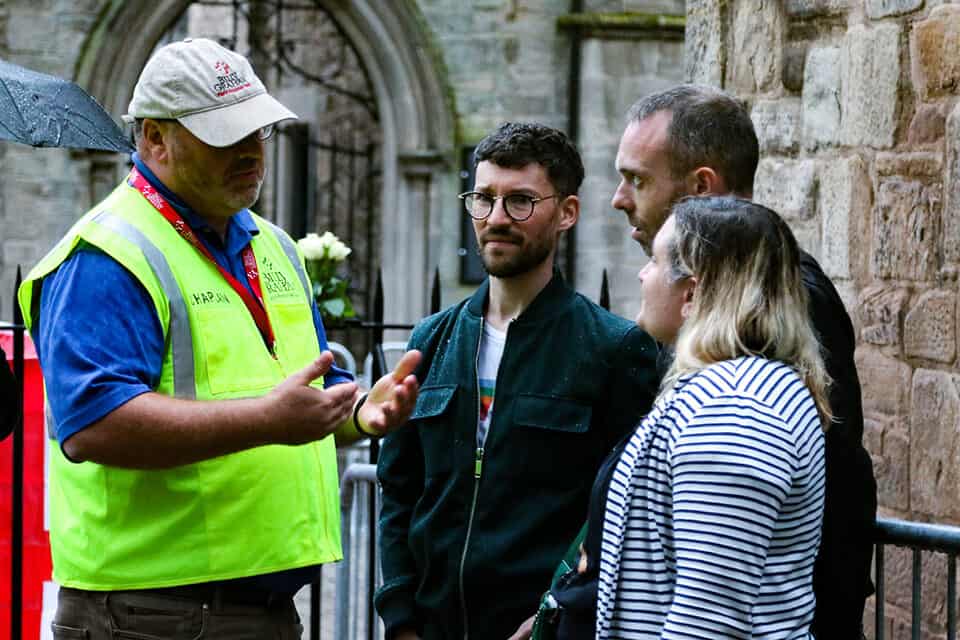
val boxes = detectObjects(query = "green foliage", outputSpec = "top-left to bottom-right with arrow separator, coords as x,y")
306,257 -> 356,325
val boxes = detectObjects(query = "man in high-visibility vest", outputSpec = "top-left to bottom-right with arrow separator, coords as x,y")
20,38 -> 420,640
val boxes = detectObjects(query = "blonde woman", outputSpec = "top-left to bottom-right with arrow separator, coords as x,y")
595,196 -> 829,639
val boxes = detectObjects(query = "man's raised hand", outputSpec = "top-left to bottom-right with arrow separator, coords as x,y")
356,349 -> 422,436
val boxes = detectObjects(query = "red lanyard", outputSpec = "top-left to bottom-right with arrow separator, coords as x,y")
128,167 -> 276,353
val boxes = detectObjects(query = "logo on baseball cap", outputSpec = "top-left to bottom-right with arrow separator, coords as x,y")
123,38 -> 297,147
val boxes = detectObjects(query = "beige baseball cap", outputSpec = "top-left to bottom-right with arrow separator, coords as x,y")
123,38 -> 297,147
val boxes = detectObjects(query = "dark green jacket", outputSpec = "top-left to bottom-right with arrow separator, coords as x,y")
376,273 -> 659,640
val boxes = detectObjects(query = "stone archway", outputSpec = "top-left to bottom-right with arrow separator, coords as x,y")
76,0 -> 457,325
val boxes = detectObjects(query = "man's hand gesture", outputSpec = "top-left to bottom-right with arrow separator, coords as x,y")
356,349 -> 421,436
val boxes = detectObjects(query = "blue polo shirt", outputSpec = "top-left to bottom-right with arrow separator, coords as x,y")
36,154 -> 352,593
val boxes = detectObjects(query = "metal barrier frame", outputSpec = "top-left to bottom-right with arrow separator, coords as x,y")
875,517 -> 960,640
337,462 -> 379,639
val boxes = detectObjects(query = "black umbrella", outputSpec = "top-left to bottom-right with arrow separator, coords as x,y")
0,58 -> 132,153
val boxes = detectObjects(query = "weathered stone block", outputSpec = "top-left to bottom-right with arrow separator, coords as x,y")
871,179 -> 940,282
876,426 -> 910,511
729,0 -> 784,94
856,346 -> 913,417
863,415 -> 885,459
754,158 -> 817,221
685,0 -> 725,86
841,24 -> 901,149
904,290 -> 957,362
908,103 -> 947,146
867,0 -> 924,19
944,102 -> 960,263
910,4 -> 960,101
818,155 -> 870,279
783,41 -> 807,93
802,46 -> 841,150
910,369 -> 960,519
859,285 -> 910,347
875,152 -> 943,178
785,0 -> 849,16
752,99 -> 800,155
755,158 -> 820,257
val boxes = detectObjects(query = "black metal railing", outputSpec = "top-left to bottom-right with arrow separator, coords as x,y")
874,517 -> 960,640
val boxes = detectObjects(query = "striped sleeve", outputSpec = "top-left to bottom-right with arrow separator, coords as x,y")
664,395 -> 795,639
597,357 -> 825,640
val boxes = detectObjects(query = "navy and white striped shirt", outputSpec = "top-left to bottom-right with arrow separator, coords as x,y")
597,356 -> 826,639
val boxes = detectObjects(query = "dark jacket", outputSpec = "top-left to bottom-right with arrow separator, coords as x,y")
802,253 -> 877,640
375,273 -> 659,640
0,346 -> 19,438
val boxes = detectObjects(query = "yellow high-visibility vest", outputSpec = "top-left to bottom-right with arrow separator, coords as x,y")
19,180 -> 341,590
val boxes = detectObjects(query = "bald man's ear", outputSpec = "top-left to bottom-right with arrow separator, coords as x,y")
687,167 -> 729,196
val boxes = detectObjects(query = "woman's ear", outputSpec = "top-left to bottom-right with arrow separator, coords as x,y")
680,277 -> 697,319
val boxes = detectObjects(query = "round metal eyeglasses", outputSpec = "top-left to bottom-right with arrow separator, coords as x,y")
458,191 -> 559,222
256,123 -> 276,141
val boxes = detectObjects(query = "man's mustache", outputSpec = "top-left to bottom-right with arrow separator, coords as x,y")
228,159 -> 263,174
480,231 -> 523,244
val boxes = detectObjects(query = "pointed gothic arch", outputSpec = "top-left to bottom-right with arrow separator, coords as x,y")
76,0 -> 457,324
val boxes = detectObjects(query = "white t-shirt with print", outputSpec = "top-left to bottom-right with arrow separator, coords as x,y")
476,322 -> 506,448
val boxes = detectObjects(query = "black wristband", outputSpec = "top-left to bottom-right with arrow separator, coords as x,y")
353,392 -> 373,437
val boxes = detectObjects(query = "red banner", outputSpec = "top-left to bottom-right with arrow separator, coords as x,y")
0,332 -> 52,640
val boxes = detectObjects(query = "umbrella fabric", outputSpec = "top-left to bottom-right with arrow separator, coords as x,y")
0,59 -> 132,153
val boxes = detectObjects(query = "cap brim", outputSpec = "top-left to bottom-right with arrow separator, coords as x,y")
177,92 -> 298,147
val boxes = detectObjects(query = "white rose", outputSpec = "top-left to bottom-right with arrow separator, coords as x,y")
328,239 -> 352,261
297,232 -> 326,260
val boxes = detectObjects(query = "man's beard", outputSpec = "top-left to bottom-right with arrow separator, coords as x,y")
478,235 -> 554,278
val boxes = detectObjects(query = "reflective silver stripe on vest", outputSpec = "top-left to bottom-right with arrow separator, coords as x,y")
45,400 -> 55,440
92,211 -> 197,400
260,219 -> 312,302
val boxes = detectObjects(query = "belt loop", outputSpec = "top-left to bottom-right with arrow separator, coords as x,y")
213,585 -> 223,613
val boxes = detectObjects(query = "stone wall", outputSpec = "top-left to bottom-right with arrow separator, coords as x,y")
686,1 -> 960,637
572,8 -> 685,313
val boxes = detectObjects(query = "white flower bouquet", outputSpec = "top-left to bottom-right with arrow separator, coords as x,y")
297,231 -> 356,323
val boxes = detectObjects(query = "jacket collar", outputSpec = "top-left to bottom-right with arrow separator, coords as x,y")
466,269 -> 572,325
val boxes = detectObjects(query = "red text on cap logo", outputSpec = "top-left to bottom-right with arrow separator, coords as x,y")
212,60 -> 251,97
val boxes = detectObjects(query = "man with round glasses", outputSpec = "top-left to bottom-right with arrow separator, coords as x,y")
376,122 -> 659,640
20,38 -> 420,639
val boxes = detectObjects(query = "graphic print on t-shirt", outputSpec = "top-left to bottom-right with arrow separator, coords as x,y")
479,380 -> 495,423
476,323 -> 506,447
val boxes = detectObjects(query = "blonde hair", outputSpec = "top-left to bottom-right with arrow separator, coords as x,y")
660,196 -> 832,426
